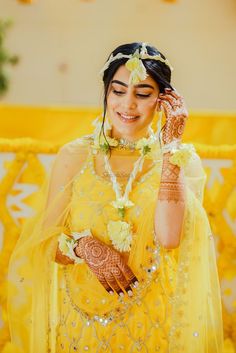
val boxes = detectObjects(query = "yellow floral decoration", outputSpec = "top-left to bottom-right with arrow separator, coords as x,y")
58,233 -> 84,264
107,220 -> 132,252
169,147 -> 193,168
125,57 -> 147,85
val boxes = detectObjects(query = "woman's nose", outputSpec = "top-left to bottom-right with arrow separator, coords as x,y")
122,93 -> 137,110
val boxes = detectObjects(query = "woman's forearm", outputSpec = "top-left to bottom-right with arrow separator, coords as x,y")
154,152 -> 186,249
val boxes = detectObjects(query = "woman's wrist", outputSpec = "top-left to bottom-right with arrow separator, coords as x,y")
58,229 -> 92,264
74,236 -> 89,258
161,142 -> 193,170
55,245 -> 75,265
159,150 -> 185,203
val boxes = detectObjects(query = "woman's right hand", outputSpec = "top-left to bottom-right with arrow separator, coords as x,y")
74,236 -> 138,296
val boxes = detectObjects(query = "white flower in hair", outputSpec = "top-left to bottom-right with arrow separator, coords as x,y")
125,51 -> 148,85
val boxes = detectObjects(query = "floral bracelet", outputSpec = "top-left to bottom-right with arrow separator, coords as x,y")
169,147 -> 193,168
58,229 -> 92,264
162,141 -> 194,168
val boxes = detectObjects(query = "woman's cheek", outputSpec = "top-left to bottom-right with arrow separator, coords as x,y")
142,98 -> 158,114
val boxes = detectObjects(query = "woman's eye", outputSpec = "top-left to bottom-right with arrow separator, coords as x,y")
112,90 -> 125,95
112,90 -> 151,98
136,93 -> 151,98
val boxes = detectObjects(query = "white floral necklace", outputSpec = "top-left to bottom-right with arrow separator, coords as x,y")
104,153 -> 143,252
103,132 -> 158,253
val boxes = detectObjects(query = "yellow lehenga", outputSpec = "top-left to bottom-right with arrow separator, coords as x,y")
6,134 -> 224,353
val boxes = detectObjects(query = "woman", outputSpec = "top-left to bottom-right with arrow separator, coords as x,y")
6,42 -> 224,353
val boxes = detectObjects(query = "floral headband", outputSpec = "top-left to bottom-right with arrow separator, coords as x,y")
100,42 -> 174,85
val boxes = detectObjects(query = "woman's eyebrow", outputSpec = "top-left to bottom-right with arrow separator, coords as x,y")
136,83 -> 154,89
111,80 -> 154,90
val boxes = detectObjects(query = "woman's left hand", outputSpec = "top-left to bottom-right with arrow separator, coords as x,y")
158,88 -> 189,145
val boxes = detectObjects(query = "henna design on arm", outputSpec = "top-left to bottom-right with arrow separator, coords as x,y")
158,152 -> 185,203
154,89 -> 187,248
158,89 -> 188,203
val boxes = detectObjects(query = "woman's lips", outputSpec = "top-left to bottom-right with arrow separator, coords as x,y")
117,112 -> 140,123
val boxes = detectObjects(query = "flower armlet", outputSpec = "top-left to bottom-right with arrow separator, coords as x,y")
58,229 -> 92,264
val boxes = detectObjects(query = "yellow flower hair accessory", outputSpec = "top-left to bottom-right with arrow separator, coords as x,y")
100,42 -> 173,85
107,220 -> 133,252
125,54 -> 148,85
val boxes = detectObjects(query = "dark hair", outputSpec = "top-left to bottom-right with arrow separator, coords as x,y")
100,42 -> 174,149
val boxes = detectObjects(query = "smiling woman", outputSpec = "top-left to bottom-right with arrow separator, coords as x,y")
107,68 -> 160,140
6,42 -> 224,353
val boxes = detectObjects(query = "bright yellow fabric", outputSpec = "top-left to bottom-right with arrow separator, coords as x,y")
6,136 -> 224,352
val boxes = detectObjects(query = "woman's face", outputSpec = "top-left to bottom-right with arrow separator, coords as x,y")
106,64 -> 160,140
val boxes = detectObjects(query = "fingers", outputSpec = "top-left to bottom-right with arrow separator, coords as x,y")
158,91 -> 188,128
106,263 -> 139,297
165,87 -> 181,100
105,272 -> 125,296
112,265 -> 130,292
159,92 -> 183,110
108,266 -> 134,297
158,99 -> 173,117
159,95 -> 183,109
96,274 -> 114,294
130,276 -> 139,287
120,262 -> 137,285
117,263 -> 139,293
159,88 -> 185,111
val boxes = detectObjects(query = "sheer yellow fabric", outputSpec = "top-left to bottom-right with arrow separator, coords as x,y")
6,135 -> 224,353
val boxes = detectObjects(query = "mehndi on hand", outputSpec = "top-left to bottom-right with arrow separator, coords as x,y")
158,88 -> 188,145
74,236 -> 138,297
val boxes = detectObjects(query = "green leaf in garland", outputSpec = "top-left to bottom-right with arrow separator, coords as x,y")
118,207 -> 125,218
100,142 -> 109,154
143,145 -> 151,155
